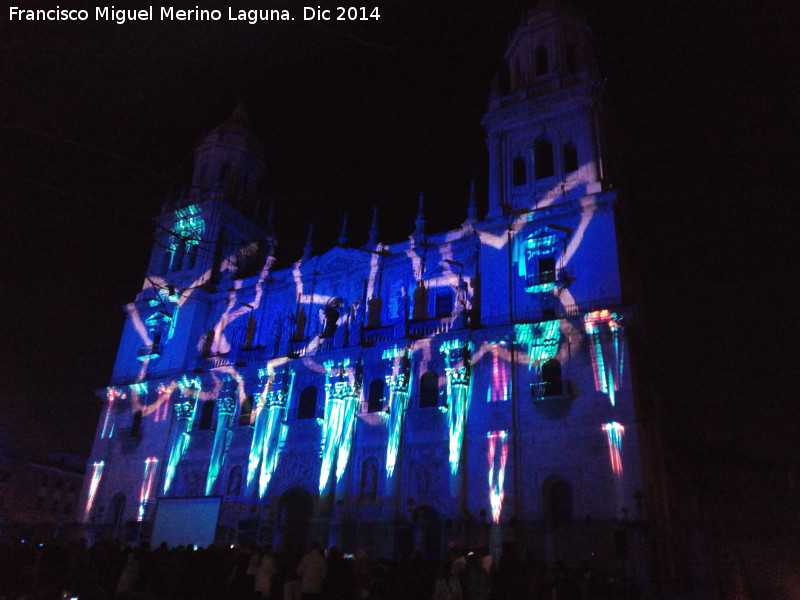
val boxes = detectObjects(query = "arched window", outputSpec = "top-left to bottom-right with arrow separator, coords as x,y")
419,371 -> 439,408
202,329 -> 215,357
360,457 -> 379,501
535,45 -> 549,76
544,479 -> 573,527
243,314 -> 257,349
183,242 -> 198,270
219,162 -> 230,184
150,332 -> 162,356
541,359 -> 563,397
195,163 -> 208,188
534,139 -> 555,179
297,386 -> 318,420
512,156 -> 527,186
158,248 -> 171,274
198,401 -> 215,430
226,466 -> 243,497
563,143 -> 579,174
110,492 -> 126,537
238,396 -> 254,426
367,379 -> 385,413
130,410 -> 143,438
565,43 -> 579,74
171,241 -> 186,271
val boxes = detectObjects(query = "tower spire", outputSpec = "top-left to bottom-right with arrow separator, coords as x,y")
366,205 -> 379,248
265,203 -> 277,257
338,213 -> 349,247
302,222 -> 314,260
466,180 -> 478,223
231,100 -> 248,126
412,192 -> 426,246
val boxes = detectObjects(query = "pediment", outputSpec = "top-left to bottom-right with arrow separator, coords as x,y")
312,247 -> 371,275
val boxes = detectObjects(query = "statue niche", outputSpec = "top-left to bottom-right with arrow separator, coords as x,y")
413,282 -> 428,321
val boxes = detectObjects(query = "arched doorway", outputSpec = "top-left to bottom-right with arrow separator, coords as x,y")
110,492 -> 126,540
412,505 -> 442,563
276,486 -> 313,553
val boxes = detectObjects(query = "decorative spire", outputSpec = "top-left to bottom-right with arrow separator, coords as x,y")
338,213 -> 349,246
466,180 -> 478,223
302,222 -> 314,260
265,203 -> 277,257
413,192 -> 426,246
231,100 -> 248,126
366,205 -> 379,248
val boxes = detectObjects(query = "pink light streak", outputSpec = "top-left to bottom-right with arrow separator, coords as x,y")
138,457 -> 159,521
489,344 -> 508,402
487,430 -> 508,523
602,422 -> 625,478
84,461 -> 104,518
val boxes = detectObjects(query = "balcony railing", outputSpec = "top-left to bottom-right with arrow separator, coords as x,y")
408,317 -> 458,339
362,326 -> 394,345
531,380 -> 572,401
480,297 -> 623,330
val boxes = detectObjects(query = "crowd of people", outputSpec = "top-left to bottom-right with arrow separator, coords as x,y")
0,538 -> 636,600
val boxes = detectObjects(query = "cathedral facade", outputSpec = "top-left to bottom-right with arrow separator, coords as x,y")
81,2 -> 654,582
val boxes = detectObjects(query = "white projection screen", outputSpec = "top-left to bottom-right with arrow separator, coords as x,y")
151,497 -> 221,548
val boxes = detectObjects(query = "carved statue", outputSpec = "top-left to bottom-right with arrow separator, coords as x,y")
272,318 -> 283,357
349,301 -> 364,345
397,286 -> 410,321
317,307 -> 327,337
367,296 -> 382,328
335,304 -> 351,347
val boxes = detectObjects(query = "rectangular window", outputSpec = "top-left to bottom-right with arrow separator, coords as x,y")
433,291 -> 454,318
538,256 -> 556,284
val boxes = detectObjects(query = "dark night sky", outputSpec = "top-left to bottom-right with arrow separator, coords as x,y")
0,0 -> 798,463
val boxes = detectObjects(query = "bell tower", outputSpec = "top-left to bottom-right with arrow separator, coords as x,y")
145,104 -> 270,286
189,101 -> 265,214
482,1 -> 608,217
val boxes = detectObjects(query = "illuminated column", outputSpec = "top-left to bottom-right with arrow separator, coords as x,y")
138,457 -> 159,521
205,394 -> 237,496
487,431 -> 509,524
383,347 -> 411,490
246,371 -> 271,493
515,320 -> 560,372
101,388 -> 124,439
602,421 -> 626,516
319,359 -> 361,496
167,204 -> 206,271
154,383 -> 174,423
584,310 -> 624,406
487,343 -> 509,403
257,367 -> 294,498
602,422 -> 625,479
441,340 -> 473,475
84,461 -> 105,519
515,320 -> 560,405
163,376 -> 200,494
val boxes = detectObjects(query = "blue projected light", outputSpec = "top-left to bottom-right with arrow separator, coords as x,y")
441,339 -> 473,477
585,311 -> 624,406
319,359 -> 361,494
383,347 -> 411,480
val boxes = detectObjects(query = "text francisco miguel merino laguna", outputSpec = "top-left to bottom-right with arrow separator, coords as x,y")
8,5 -> 382,23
